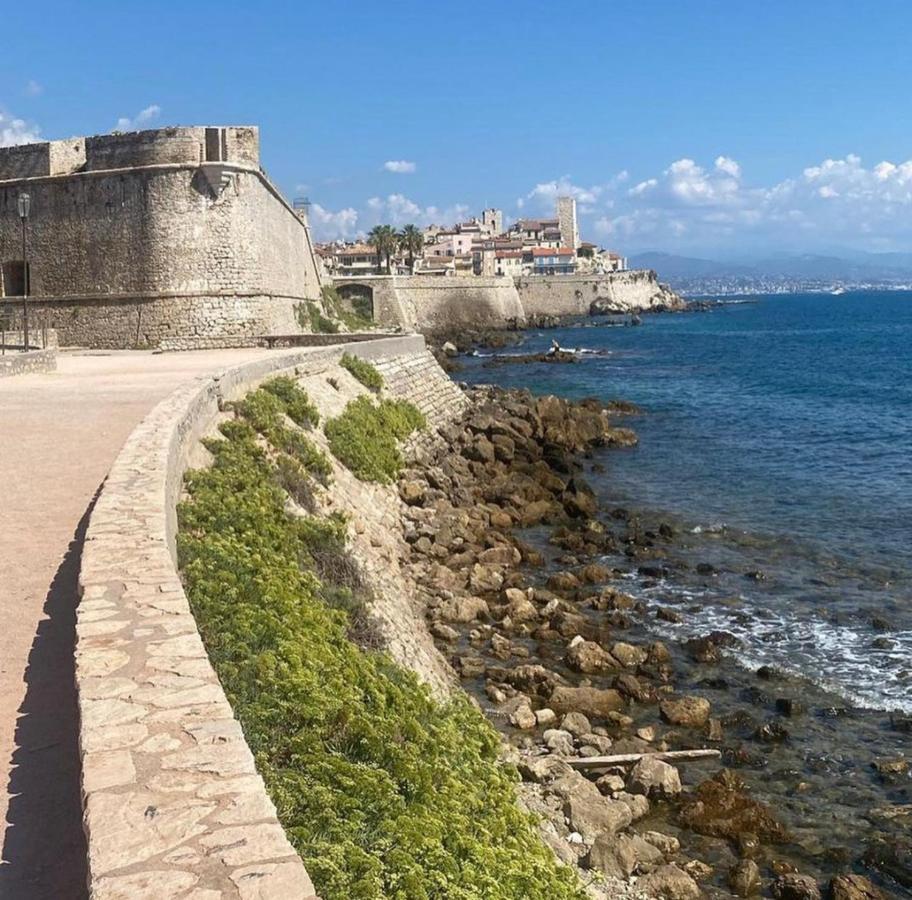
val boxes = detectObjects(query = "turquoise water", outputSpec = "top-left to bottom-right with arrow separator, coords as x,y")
461,292 -> 912,711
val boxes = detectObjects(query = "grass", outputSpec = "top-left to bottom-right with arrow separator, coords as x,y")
339,353 -> 384,391
177,409 -> 585,900
323,285 -> 375,332
325,396 -> 425,483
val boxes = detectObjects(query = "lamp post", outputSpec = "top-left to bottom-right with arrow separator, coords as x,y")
18,193 -> 30,352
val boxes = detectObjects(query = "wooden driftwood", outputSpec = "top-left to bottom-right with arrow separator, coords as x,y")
566,749 -> 721,771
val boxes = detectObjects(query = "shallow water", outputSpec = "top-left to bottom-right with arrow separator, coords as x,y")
461,292 -> 912,713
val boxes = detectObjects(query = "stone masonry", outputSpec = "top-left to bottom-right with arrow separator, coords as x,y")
75,336 -> 430,898
0,347 -> 56,378
0,127 -> 323,349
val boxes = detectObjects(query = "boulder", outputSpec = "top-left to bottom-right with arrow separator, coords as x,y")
829,875 -> 886,900
679,769 -> 789,845
505,589 -> 538,622
661,696 -> 712,728
469,563 -> 504,593
517,755 -> 573,784
543,729 -> 575,756
509,703 -> 536,730
772,874 -> 821,900
399,479 -> 427,505
642,831 -> 681,855
439,596 -> 489,623
535,707 -> 557,727
637,864 -> 702,899
728,860 -> 762,897
550,685 -> 626,718
566,640 -> 619,674
479,545 -> 520,567
611,641 -> 649,667
588,832 -> 664,879
564,793 -> 633,844
627,756 -> 682,799
560,711 -> 592,737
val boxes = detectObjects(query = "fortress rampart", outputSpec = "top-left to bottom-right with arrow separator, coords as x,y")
0,127 -> 322,348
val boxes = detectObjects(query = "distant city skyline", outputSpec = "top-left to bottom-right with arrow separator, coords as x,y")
2,0 -> 911,256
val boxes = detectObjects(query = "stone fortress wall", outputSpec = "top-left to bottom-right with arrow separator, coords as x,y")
0,127 -> 323,348
74,335 -> 466,897
335,268 -> 684,333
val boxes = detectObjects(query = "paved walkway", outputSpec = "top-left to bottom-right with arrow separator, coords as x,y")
0,348 -> 273,899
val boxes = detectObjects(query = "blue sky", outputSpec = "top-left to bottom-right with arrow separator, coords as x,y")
2,0 -> 912,257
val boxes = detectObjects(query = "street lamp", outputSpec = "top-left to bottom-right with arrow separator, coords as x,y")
17,193 -> 30,352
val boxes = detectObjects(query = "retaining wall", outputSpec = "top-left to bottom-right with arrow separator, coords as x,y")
76,335 -> 428,899
0,347 -> 56,377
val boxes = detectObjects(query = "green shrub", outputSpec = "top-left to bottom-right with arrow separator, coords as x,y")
301,300 -> 340,334
339,353 -> 384,391
262,376 -> 320,427
234,385 -> 332,482
177,420 -> 584,900
323,285 -> 375,331
325,396 -> 426,483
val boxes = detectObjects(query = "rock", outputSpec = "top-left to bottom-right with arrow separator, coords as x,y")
399,479 -> 427,505
480,545 -> 520,567
547,571 -> 581,592
636,726 -> 657,742
535,707 -> 557,727
642,831 -> 680,855
589,832 -> 664,879
517,755 -> 572,784
754,721 -> 790,743
595,774 -> 626,795
611,641 -> 648,667
657,606 -> 684,623
469,563 -> 504,593
616,791 -> 650,821
564,793 -> 633,843
453,655 -> 486,678
872,756 -> 909,777
566,640 -> 619,674
439,596 -> 489,623
505,590 -> 538,622
441,340 -> 459,357
431,623 -> 459,642
829,874 -> 886,900
550,685 -> 626,718
579,732 -> 613,754
627,756 -> 682,799
543,729 -> 575,755
776,698 -> 805,717
509,703 -> 537,730
771,873 -> 821,900
637,864 -> 702,899
578,562 -> 610,583
560,712 -> 592,738
661,696 -> 711,728
679,769 -> 789,845
683,860 -> 713,882
465,436 -> 496,463
729,860 -> 762,897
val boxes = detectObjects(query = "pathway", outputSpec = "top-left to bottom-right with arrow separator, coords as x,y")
0,348 -> 273,899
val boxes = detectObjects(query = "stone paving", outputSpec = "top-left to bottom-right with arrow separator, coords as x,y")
0,348 -> 281,899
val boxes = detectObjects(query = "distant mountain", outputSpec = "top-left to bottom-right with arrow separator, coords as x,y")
629,251 -> 912,283
627,252 -> 752,278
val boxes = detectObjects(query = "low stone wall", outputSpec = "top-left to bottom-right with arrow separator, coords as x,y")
516,270 -> 684,317
76,335 -> 424,899
0,348 -> 57,377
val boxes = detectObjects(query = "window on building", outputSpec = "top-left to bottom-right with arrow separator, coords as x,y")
1,260 -> 28,297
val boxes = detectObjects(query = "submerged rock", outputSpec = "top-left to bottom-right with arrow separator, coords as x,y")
828,875 -> 886,900
660,696 -> 712,728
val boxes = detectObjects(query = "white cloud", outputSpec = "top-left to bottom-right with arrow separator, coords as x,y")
309,203 -> 359,240
0,109 -> 40,146
24,80 -> 43,97
524,175 -> 603,208
383,159 -> 416,174
114,104 -> 161,132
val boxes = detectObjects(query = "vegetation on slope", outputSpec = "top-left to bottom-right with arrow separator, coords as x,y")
233,380 -> 331,481
339,352 -> 384,391
325,395 -> 425,483
177,405 -> 585,900
323,285 -> 374,331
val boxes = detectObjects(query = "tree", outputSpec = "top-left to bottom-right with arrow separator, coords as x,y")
398,224 -> 424,273
367,224 -> 397,274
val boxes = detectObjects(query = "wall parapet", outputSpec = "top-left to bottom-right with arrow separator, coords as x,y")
76,335 -> 424,898
0,347 -> 56,377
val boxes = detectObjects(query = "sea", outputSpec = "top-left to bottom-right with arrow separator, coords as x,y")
460,291 -> 912,715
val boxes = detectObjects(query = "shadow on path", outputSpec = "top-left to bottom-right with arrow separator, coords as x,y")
0,500 -> 94,899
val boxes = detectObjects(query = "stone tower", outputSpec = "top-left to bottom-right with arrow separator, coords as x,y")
557,196 -> 579,250
482,207 -> 503,236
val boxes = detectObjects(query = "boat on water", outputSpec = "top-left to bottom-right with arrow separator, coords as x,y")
830,286 -> 847,295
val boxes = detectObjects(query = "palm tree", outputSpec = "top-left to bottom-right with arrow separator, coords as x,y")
367,224 -> 397,274
398,224 -> 424,273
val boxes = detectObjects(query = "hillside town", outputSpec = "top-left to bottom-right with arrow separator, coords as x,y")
315,196 -> 628,279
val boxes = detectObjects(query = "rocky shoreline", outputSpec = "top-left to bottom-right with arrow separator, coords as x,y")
393,385 -> 903,899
